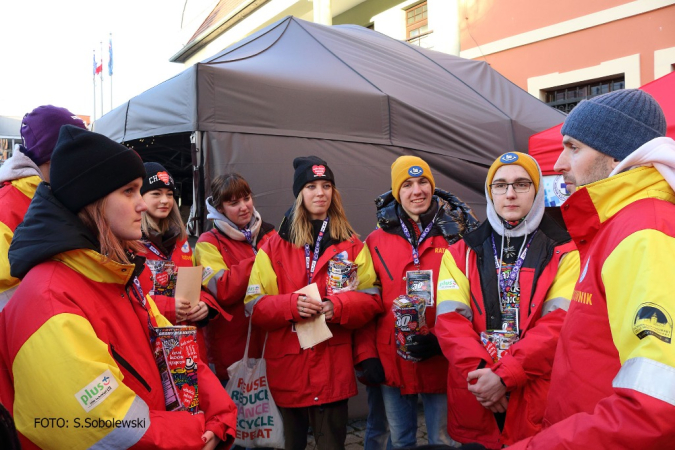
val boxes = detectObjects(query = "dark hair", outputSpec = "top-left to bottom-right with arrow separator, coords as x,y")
0,403 -> 21,450
211,173 -> 252,211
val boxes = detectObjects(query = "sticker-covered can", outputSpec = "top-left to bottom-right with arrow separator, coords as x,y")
392,295 -> 428,362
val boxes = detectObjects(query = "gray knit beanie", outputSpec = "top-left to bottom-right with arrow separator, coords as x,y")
561,89 -> 666,161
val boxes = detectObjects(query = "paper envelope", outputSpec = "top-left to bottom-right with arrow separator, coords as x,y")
294,283 -> 333,349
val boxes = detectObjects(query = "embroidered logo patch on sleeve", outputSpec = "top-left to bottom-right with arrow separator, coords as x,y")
438,279 -> 459,291
247,284 -> 261,296
75,369 -> 120,412
202,266 -> 214,282
633,303 -> 672,344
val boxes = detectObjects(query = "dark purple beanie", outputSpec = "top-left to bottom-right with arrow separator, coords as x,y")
20,105 -> 87,166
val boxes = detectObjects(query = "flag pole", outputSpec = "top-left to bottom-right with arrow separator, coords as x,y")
100,41 -> 104,117
109,33 -> 113,112
92,49 -> 97,122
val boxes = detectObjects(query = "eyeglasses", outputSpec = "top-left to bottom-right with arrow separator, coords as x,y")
491,181 -> 533,195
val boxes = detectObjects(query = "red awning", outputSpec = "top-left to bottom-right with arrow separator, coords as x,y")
529,71 -> 675,176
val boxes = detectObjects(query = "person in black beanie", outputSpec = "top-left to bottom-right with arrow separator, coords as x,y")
243,155 -> 383,450
2,125 -> 237,449
137,161 -> 225,365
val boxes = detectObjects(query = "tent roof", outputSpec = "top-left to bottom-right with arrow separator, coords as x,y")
94,16 -> 564,159
529,71 -> 675,175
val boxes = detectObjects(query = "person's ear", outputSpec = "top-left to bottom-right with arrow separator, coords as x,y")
611,158 -> 621,170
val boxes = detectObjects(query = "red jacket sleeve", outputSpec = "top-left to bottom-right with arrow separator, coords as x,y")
508,390 -> 675,450
353,319 -> 378,365
492,309 -> 565,389
251,293 -> 303,331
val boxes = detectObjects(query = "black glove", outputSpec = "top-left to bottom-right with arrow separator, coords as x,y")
407,333 -> 442,360
360,358 -> 385,384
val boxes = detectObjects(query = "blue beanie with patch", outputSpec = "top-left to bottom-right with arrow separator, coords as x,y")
561,89 -> 666,161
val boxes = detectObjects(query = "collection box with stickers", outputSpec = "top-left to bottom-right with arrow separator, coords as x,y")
480,330 -> 519,362
326,258 -> 358,295
146,260 -> 177,296
392,295 -> 428,362
153,326 -> 200,413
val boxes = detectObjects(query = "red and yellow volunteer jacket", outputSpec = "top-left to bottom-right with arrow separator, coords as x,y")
0,249 -> 236,450
138,237 -> 226,362
0,175 -> 40,308
362,229 -> 451,394
244,231 -> 383,408
509,166 -> 675,449
194,223 -> 275,380
356,190 -> 479,394
436,215 -> 578,448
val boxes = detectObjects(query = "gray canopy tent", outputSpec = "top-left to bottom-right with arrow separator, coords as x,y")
94,16 -> 565,236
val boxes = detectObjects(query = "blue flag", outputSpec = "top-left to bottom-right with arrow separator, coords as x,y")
108,34 -> 113,77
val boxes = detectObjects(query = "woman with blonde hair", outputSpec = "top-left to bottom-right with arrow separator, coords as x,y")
244,156 -> 383,450
138,162 -> 224,361
1,126 -> 236,449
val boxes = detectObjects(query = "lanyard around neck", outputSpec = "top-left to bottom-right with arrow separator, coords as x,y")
305,217 -> 329,285
143,240 -> 172,261
490,232 -> 536,296
399,214 -> 436,267
240,228 -> 258,254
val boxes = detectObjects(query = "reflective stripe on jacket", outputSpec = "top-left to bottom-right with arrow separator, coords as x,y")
244,234 -> 382,408
436,216 -> 578,448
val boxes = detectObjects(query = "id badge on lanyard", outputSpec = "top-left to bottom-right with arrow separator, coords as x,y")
406,269 -> 434,306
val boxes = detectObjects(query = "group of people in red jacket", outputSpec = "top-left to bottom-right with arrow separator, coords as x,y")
2,86 -> 675,450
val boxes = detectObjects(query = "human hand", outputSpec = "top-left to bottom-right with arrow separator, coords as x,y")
467,368 -> 506,407
484,395 -> 508,413
201,431 -> 219,450
175,298 -> 191,322
297,294 -> 323,318
321,300 -> 334,320
187,301 -> 209,322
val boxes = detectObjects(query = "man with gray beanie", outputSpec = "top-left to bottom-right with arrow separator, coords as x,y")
0,105 -> 86,310
505,89 -> 675,449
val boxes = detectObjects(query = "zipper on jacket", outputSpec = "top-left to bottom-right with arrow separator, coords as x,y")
110,344 -> 152,393
470,291 -> 483,316
374,246 -> 394,281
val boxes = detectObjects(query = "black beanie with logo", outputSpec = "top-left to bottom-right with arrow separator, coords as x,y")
141,162 -> 178,196
50,125 -> 146,213
292,156 -> 335,198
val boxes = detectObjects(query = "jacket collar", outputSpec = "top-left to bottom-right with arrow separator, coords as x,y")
55,248 -> 138,285
562,166 -> 675,243
374,188 -> 478,245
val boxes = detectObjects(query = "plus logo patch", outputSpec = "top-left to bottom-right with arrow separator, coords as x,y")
75,369 -> 119,412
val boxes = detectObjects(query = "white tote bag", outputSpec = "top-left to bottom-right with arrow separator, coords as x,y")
225,322 -> 284,448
